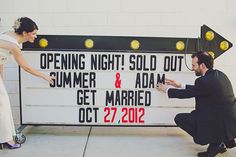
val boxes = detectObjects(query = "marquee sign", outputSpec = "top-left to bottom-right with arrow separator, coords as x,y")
19,25 -> 232,126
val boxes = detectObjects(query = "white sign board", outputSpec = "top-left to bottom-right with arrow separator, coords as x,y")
20,51 -> 195,126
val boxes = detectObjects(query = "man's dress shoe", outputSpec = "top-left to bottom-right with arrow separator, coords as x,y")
197,143 -> 226,157
224,139 -> 236,149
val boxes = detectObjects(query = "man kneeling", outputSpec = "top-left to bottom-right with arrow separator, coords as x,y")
156,51 -> 236,157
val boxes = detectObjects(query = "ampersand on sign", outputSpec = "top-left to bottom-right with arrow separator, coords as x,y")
115,72 -> 121,88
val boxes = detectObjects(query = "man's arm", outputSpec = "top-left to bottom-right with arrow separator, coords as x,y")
186,85 -> 194,89
157,78 -> 207,99
168,88 -> 195,99
168,78 -> 207,98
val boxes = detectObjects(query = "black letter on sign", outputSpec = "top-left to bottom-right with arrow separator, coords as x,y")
40,53 -> 46,69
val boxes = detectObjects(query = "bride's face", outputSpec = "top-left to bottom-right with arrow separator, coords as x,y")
23,29 -> 37,43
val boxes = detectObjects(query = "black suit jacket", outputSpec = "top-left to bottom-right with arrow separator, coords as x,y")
168,69 -> 236,145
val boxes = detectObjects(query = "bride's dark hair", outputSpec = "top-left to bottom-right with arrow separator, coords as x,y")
13,17 -> 38,34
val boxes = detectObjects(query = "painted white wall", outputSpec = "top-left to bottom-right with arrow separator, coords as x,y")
1,0 -> 236,125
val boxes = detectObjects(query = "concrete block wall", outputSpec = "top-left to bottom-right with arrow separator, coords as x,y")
1,0 -> 236,125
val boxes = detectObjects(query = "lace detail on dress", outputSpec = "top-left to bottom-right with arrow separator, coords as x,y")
0,48 -> 11,65
0,33 -> 19,65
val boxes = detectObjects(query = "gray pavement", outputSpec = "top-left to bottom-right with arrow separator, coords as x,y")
1,126 -> 236,157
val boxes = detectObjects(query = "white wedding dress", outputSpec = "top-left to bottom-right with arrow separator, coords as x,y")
0,33 -> 20,143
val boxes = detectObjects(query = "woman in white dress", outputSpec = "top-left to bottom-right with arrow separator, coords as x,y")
0,17 -> 54,149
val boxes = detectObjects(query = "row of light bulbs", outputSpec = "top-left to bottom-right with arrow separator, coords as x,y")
39,31 -> 229,59
39,38 -> 141,50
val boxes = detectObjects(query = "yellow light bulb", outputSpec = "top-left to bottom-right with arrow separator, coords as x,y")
176,41 -> 185,51
130,40 -> 140,50
84,39 -> 94,49
208,51 -> 215,59
205,31 -> 215,41
39,38 -> 48,48
220,41 -> 229,51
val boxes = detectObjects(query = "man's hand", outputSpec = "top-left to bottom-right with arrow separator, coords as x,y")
165,78 -> 182,88
156,83 -> 169,93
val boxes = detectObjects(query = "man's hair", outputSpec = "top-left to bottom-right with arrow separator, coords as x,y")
191,51 -> 214,69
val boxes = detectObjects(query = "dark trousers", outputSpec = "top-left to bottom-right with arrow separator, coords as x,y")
175,113 -> 235,146
174,113 -> 196,138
